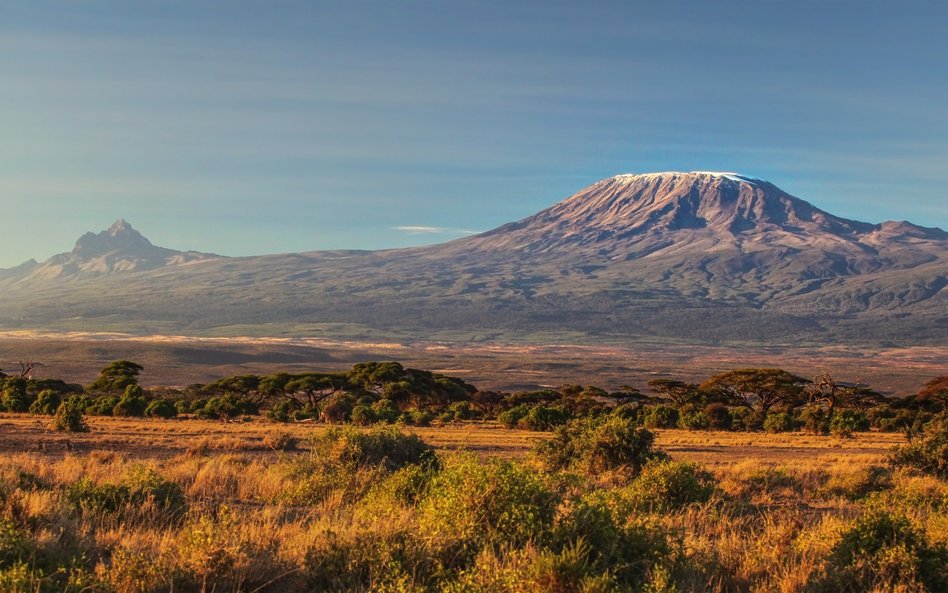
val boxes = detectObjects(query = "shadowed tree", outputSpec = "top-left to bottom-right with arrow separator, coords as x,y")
87,360 -> 144,393
701,368 -> 809,414
647,379 -> 703,408
918,376 -> 948,410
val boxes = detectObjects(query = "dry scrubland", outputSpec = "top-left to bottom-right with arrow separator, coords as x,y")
2,414 -> 947,593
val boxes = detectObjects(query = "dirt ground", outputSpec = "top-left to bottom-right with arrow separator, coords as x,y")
0,414 -> 904,469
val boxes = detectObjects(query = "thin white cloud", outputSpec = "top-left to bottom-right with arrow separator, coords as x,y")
393,225 -> 480,235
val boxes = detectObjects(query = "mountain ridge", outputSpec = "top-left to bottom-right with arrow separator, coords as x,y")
0,172 -> 945,346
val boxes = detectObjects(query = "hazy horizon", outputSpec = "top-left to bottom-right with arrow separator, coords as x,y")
2,1 -> 946,267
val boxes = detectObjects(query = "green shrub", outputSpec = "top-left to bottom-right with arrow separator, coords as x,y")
890,412 -> 948,478
309,426 -> 438,472
703,403 -> 732,430
518,406 -> 571,431
643,405 -> 679,429
350,404 -> 378,426
498,404 -> 531,428
799,405 -> 830,434
418,455 -> 559,553
86,395 -> 119,416
535,416 -> 667,475
816,509 -> 948,592
28,389 -> 61,415
398,409 -> 434,427
439,401 -> 482,423
0,379 -> 31,413
145,399 -> 177,419
730,407 -> 763,432
552,496 -> 677,588
763,412 -> 795,433
303,529 -> 434,592
679,411 -> 710,430
830,409 -> 869,437
370,399 -> 400,423
112,386 -> 147,417
624,460 -> 715,512
52,401 -> 89,433
197,394 -> 258,419
0,520 -> 30,569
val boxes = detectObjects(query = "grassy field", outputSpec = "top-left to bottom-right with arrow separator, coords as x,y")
1,414 -> 946,592
0,414 -> 904,467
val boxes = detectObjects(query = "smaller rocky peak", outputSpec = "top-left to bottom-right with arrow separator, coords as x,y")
72,219 -> 154,257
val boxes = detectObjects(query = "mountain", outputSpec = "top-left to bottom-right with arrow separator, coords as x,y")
0,172 -> 945,346
2,219 -> 220,285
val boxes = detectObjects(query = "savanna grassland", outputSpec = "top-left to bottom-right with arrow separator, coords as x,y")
2,356 -> 948,592
2,414 -> 948,593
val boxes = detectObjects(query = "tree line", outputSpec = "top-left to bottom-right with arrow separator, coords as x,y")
1,360 -> 946,435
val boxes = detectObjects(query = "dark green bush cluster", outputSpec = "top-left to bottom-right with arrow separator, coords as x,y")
814,508 -> 948,592
536,415 -> 667,475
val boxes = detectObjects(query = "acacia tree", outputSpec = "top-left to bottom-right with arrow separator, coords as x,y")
701,368 -> 809,414
805,373 -> 885,415
87,360 -> 143,393
647,379 -> 702,408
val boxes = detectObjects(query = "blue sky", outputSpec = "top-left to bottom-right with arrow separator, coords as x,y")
1,0 -> 946,266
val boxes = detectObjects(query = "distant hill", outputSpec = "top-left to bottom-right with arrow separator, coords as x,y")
1,172 -> 945,346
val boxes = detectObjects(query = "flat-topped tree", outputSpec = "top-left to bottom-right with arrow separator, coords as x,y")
87,360 -> 143,393
647,379 -> 702,408
701,368 -> 809,414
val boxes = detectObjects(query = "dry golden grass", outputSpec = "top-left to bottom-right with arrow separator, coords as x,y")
0,413 -> 905,468
0,416 -> 945,593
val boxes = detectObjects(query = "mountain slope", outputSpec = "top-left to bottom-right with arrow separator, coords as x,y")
0,173 -> 945,345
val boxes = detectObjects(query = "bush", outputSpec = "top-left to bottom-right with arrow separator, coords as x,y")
612,460 -> 716,513
890,412 -> 948,478
145,399 -> 177,419
267,399 -> 295,422
0,379 -> 31,413
830,409 -> 869,437
418,455 -> 559,553
86,395 -> 120,416
0,520 -> 30,568
816,509 -> 948,592
518,406 -> 571,431
310,426 -> 438,472
197,394 -> 258,419
763,412 -> 795,433
535,416 -> 667,475
350,404 -> 378,426
498,404 -> 531,428
679,411 -> 710,430
370,399 -> 400,423
113,386 -> 147,417
28,389 -> 61,415
799,405 -> 829,434
398,409 -> 434,427
703,403 -> 732,430
643,405 -> 679,429
52,401 -> 89,433
730,407 -> 763,432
